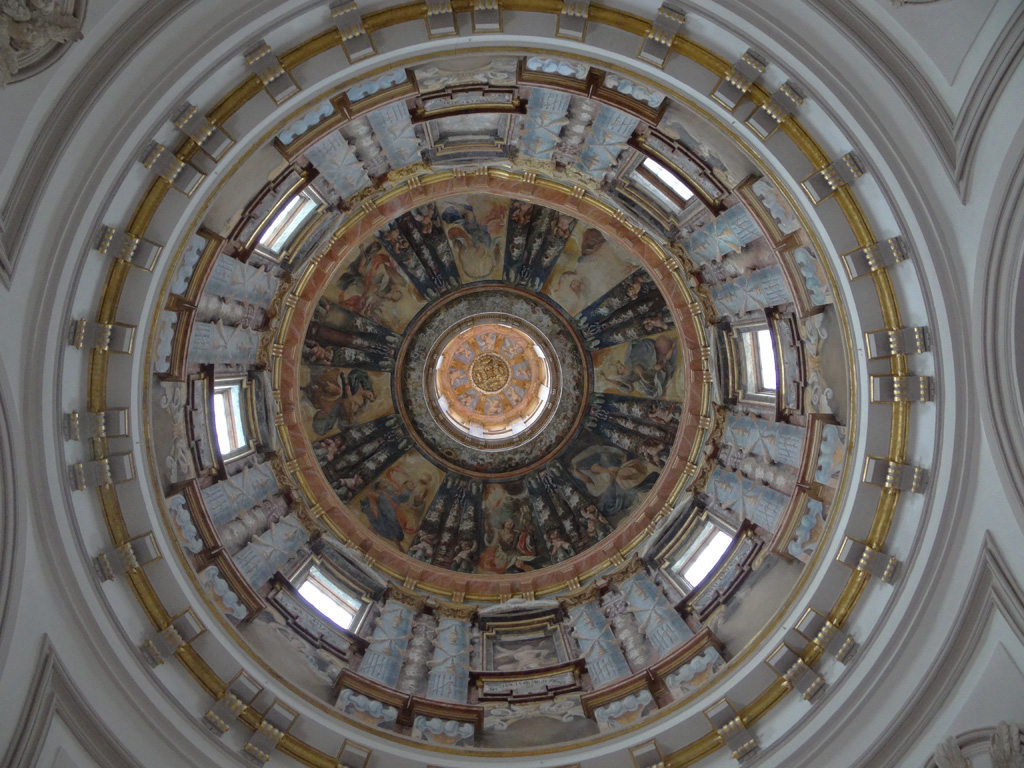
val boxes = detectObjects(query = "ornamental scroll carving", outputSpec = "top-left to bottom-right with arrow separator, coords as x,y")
0,0 -> 83,87
931,723 -> 1024,768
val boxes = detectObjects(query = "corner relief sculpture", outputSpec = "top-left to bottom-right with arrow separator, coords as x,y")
0,0 -> 83,87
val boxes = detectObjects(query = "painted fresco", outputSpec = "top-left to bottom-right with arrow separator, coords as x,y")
377,203 -> 461,299
397,289 -> 589,476
592,331 -> 685,400
557,430 -> 659,525
350,448 -> 445,549
502,199 -> 577,290
532,464 -> 591,557
328,240 -> 426,332
299,365 -> 392,436
296,195 -> 688,576
479,481 -> 543,574
542,225 -> 638,316
438,195 -> 509,282
321,429 -> 414,504
409,474 -> 484,569
310,415 -> 403,488
585,393 -> 680,468
575,269 -> 674,349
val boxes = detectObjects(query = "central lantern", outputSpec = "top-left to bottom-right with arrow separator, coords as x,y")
434,321 -> 550,438
396,286 -> 588,476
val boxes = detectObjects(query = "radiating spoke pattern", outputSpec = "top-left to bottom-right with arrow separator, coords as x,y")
299,195 -> 686,574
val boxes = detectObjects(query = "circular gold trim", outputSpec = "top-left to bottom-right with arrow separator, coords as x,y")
101,11 -> 884,766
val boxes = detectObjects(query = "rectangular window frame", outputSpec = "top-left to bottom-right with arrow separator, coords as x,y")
292,561 -> 370,634
731,319 -> 779,408
253,185 -> 327,262
211,376 -> 255,463
669,519 -> 736,593
638,156 -> 696,208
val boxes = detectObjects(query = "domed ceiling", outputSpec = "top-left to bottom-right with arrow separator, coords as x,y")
280,190 -> 706,594
64,11 -> 920,764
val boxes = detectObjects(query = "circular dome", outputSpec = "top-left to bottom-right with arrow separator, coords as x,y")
50,15 -> 932,766
134,46 -> 860,754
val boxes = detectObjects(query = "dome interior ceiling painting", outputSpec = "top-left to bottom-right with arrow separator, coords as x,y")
126,34 -> 865,762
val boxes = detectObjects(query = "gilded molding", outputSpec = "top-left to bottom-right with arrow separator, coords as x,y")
81,2 -> 911,763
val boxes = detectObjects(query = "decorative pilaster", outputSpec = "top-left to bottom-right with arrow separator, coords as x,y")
233,514 -> 309,590
202,462 -> 279,527
357,590 -> 422,688
618,568 -> 693,659
602,588 -> 648,671
426,607 -> 473,703
564,589 -> 631,688
217,496 -> 286,552
397,611 -> 435,696
340,116 -> 390,180
553,96 -> 599,167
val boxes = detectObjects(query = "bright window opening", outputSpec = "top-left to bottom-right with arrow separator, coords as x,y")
632,172 -> 677,211
259,193 -> 319,253
297,566 -> 362,630
212,383 -> 246,456
673,522 -> 734,590
642,157 -> 695,201
682,530 -> 732,587
754,328 -> 777,391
